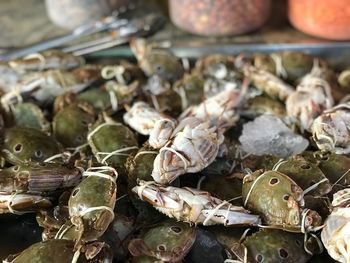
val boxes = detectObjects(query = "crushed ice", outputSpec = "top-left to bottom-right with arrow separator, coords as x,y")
239,115 -> 309,158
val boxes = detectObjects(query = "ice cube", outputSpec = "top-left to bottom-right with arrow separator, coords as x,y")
239,115 -> 309,158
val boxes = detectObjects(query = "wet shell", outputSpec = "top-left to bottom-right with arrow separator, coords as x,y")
128,219 -> 196,262
243,229 -> 312,263
53,103 -> 96,147
11,103 -> 50,132
242,170 -> 305,230
87,118 -> 138,175
274,156 -> 331,197
1,127 -> 61,164
68,168 -> 117,242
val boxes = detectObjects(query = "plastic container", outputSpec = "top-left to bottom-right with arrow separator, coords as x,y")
168,0 -> 271,36
45,0 -> 132,30
288,0 -> 350,40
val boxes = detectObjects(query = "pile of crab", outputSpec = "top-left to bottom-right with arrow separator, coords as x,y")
0,39 -> 349,263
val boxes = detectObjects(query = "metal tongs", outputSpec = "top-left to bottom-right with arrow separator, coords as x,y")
0,5 -> 165,61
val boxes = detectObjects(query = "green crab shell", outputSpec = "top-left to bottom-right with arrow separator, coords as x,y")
253,54 -> 276,74
173,73 -> 205,110
338,68 -> 350,90
145,89 -> 182,118
11,103 -> 50,132
302,151 -> 350,188
243,229 -> 312,263
242,170 -> 303,228
210,226 -> 249,260
142,50 -> 184,82
243,95 -> 287,119
194,54 -> 236,76
199,173 -> 243,206
7,239 -> 76,263
53,103 -> 96,147
128,219 -> 195,262
68,174 -> 116,242
275,156 -> 332,197
77,88 -> 111,112
126,143 -> 158,189
132,255 -> 158,263
87,119 -> 138,171
240,155 -> 280,175
1,127 -> 62,164
7,239 -> 113,263
280,52 -> 314,83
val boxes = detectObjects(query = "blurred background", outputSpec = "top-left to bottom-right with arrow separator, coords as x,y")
1,0 -> 350,65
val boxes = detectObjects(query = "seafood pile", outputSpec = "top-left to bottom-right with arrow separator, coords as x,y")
0,41 -> 349,263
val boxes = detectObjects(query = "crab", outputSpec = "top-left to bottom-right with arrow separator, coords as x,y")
133,181 -> 261,226
151,117 -> 224,184
321,188 -> 350,263
311,102 -> 350,154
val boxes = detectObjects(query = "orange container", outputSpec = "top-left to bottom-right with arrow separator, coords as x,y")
288,0 -> 350,40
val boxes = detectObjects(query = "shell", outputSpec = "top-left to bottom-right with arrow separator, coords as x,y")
53,103 -> 96,147
321,189 -> 350,263
5,239 -> 112,263
243,65 -> 294,101
286,63 -> 334,132
1,127 -> 62,164
128,219 -> 195,262
173,73 -> 205,110
0,162 -> 81,194
274,156 -> 331,197
242,170 -> 322,231
243,229 -> 313,263
302,151 -> 350,189
126,143 -> 159,188
8,49 -> 85,72
130,38 -> 184,82
87,116 -> 138,176
151,117 -> 224,184
242,95 -> 286,119
11,102 -> 50,132
68,167 -> 117,243
311,103 -> 350,154
123,101 -> 174,136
